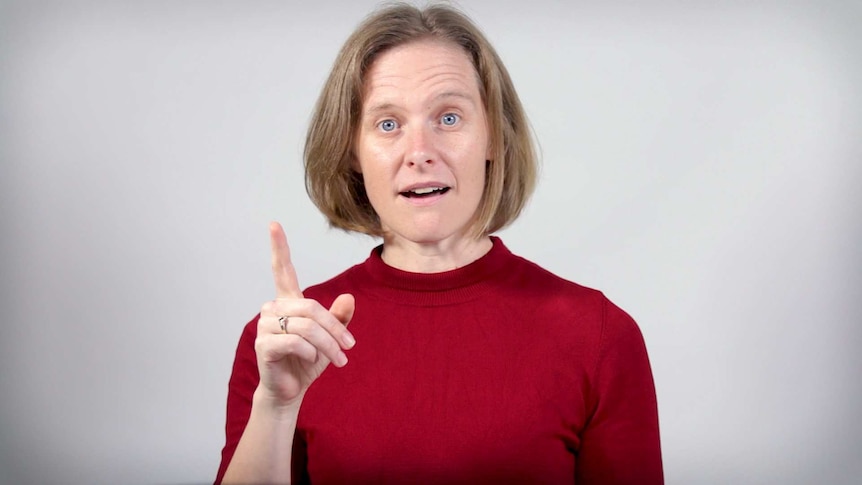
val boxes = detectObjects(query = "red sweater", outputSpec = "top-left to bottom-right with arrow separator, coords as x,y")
216,238 -> 662,484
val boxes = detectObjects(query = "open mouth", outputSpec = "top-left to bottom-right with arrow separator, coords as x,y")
400,187 -> 450,198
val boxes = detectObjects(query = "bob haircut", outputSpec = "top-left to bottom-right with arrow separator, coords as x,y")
304,3 -> 537,238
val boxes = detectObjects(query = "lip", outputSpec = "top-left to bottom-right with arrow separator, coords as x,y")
398,181 -> 451,207
399,181 -> 451,193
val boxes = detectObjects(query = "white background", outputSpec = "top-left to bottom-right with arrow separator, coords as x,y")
1,1 -> 860,484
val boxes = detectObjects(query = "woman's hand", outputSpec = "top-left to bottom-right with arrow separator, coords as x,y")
254,222 -> 356,409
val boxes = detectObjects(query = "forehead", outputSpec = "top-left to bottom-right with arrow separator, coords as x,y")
362,39 -> 481,102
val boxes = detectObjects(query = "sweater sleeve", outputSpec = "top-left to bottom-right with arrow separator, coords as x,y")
576,297 -> 664,484
214,315 -> 260,485
213,279 -> 344,484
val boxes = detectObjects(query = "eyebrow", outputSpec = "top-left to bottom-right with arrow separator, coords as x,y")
363,91 -> 478,118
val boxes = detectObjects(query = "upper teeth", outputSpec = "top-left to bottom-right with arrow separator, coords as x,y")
411,187 -> 442,194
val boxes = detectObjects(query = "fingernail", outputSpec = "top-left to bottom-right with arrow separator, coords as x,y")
337,352 -> 348,367
342,331 -> 356,349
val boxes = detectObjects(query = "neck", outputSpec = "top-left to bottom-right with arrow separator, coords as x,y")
380,235 -> 493,273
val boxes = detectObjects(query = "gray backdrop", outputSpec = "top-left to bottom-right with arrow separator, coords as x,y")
1,1 -> 860,484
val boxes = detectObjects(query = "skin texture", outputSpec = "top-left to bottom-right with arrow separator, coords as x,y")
354,39 -> 493,273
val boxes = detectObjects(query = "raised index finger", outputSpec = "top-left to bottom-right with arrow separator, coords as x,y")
270,221 -> 303,299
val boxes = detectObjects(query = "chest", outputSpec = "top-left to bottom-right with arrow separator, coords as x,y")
296,298 -> 593,483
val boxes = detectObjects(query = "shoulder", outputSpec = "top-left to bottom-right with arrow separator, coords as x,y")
504,247 -> 642,346
302,261 -> 367,308
505,249 -> 609,312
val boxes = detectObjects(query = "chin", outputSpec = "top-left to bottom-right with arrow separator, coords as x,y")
386,223 -> 468,245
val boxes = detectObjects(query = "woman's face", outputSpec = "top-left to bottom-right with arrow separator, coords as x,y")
354,39 -> 490,247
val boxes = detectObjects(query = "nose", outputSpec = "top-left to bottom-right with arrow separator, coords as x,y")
404,124 -> 436,167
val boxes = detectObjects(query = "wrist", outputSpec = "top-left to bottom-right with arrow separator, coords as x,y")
252,387 -> 304,422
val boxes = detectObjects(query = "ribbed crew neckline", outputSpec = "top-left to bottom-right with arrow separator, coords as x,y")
356,236 -> 513,306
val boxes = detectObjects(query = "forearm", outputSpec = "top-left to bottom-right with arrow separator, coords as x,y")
221,389 -> 303,485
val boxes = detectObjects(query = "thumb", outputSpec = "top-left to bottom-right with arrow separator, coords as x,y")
329,293 -> 355,326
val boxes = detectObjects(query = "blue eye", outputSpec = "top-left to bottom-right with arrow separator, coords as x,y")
441,113 -> 459,126
379,119 -> 398,132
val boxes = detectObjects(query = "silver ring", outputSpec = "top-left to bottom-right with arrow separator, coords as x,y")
278,316 -> 289,334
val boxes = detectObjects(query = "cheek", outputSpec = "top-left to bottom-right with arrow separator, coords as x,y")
469,165 -> 487,193
356,137 -> 393,171
354,151 -> 374,179
363,172 -> 385,196
467,143 -> 490,182
357,158 -> 392,206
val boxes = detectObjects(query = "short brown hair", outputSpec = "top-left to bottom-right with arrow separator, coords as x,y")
304,3 -> 537,237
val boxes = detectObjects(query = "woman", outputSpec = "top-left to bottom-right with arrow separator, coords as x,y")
217,4 -> 662,484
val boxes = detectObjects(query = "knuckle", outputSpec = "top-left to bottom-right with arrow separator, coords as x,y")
301,300 -> 332,326
253,335 -> 269,354
297,298 -> 317,315
256,315 -> 273,332
283,335 -> 305,353
260,300 -> 274,314
279,335 -> 295,352
283,335 -> 313,359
